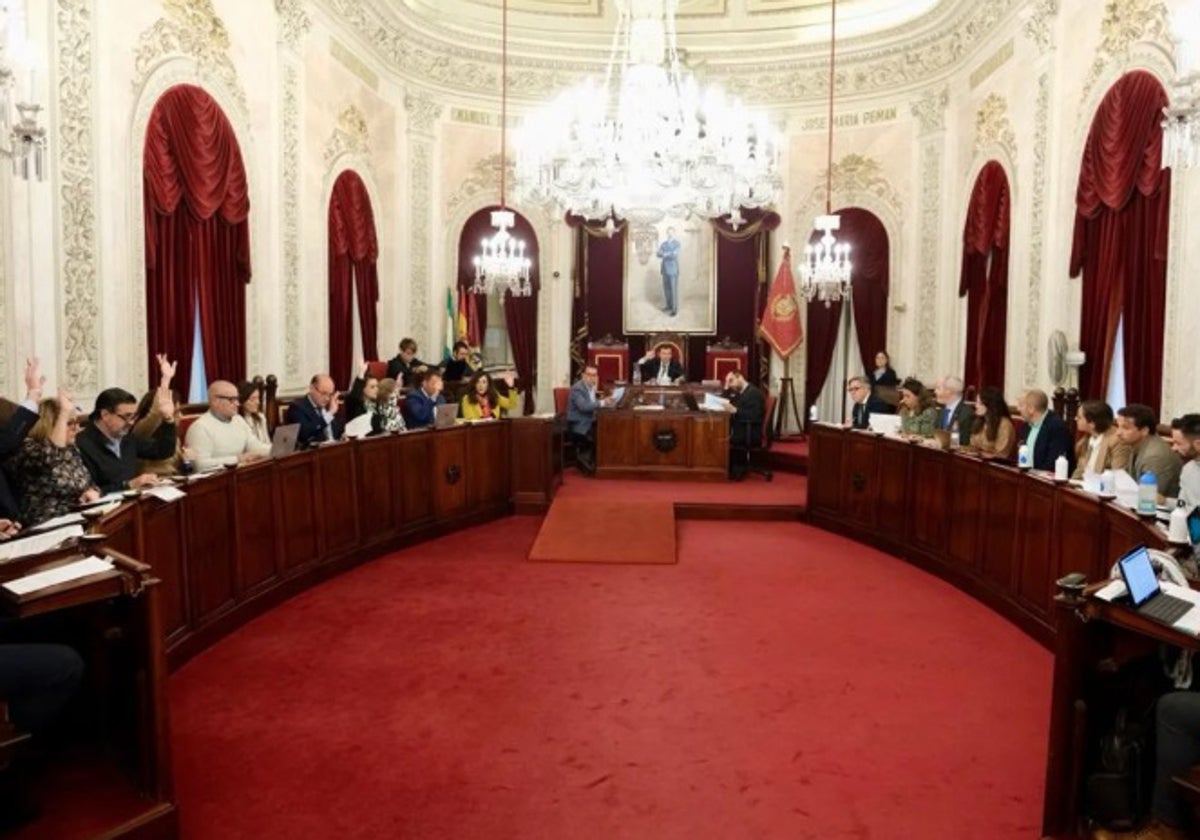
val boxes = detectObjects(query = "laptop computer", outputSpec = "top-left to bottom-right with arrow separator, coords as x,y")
868,414 -> 902,435
269,423 -> 300,458
434,403 -> 459,429
1116,544 -> 1194,626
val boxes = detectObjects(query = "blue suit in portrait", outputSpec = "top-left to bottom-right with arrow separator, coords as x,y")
657,232 -> 681,317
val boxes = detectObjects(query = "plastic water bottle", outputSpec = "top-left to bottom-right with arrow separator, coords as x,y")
1099,469 -> 1114,495
1017,444 -> 1030,470
809,404 -> 819,423
1169,500 -> 1191,543
1138,471 -> 1158,516
632,364 -> 641,386
1054,455 -> 1069,482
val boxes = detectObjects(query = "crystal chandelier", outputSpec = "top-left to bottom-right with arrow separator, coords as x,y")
798,0 -> 852,305
473,0 -> 532,297
0,5 -> 46,182
1162,0 -> 1200,169
514,0 -> 781,226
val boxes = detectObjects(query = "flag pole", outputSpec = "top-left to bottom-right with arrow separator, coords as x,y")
775,355 -> 804,440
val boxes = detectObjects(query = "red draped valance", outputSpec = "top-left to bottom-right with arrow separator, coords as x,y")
959,161 -> 1011,391
329,170 -> 379,262
328,170 -> 380,388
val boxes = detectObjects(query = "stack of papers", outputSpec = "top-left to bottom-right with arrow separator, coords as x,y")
0,525 -> 85,562
2,555 -> 114,596
144,484 -> 186,503
24,512 -> 85,533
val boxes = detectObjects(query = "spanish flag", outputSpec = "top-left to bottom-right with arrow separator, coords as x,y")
759,247 -> 804,359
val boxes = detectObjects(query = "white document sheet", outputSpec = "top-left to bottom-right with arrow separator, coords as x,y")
0,525 -> 85,562
144,484 -> 187,503
24,511 -> 86,533
2,555 -> 114,596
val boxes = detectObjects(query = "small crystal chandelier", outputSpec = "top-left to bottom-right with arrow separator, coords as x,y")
514,0 -> 781,226
473,0 -> 532,298
1162,0 -> 1200,170
798,0 -> 852,306
0,7 -> 46,182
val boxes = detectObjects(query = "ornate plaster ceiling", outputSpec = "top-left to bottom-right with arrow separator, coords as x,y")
321,0 -> 1028,105
388,0 -> 949,54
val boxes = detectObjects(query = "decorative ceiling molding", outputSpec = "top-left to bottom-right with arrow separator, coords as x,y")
404,91 -> 443,135
315,0 -> 1021,106
1078,0 -> 1172,109
323,104 -> 371,166
796,154 -> 904,225
133,0 -> 248,115
973,93 -> 1017,164
446,153 -> 512,216
910,86 -> 950,135
276,0 -> 312,51
1021,0 -> 1058,54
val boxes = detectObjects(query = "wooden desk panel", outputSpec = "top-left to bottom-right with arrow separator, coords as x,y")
466,421 -> 509,511
510,417 -> 563,513
234,461 -> 280,594
595,410 -> 729,480
316,444 -> 360,556
396,432 -> 433,526
431,429 -> 468,517
356,436 -> 399,544
141,498 -> 188,641
979,467 -> 1020,590
184,472 -> 237,625
806,424 -> 1168,650
276,451 -> 320,571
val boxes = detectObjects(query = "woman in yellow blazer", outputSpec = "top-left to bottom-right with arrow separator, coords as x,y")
460,370 -> 518,420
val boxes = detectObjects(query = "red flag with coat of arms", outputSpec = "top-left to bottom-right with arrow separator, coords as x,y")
759,247 -> 804,359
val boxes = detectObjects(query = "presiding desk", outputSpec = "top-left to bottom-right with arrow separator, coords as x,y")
807,424 -> 1176,840
596,385 -> 730,481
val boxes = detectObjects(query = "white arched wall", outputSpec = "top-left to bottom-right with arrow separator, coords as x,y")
126,59 -> 258,395
321,156 -> 383,375
441,194 -> 555,411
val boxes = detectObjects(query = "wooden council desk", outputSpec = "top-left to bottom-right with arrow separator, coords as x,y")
595,385 -> 730,481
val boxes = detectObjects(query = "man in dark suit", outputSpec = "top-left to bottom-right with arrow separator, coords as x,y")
406,371 -> 446,428
638,344 -> 684,385
285,374 -> 344,448
77,387 -> 177,493
934,375 -> 974,446
386,338 -> 429,387
846,376 -> 872,430
441,341 -> 474,383
724,370 -> 765,478
1017,389 -> 1074,473
0,358 -> 48,533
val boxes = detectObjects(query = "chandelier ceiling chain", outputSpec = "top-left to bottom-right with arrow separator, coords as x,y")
513,0 -> 781,227
473,0 -> 533,298
799,0 -> 852,306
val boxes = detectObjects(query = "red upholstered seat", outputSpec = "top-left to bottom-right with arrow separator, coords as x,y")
366,360 -> 388,380
178,413 -> 202,442
705,338 -> 748,382
554,387 -> 569,415
587,335 -> 629,384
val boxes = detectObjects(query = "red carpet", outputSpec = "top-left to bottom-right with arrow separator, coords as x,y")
528,498 -> 676,564
170,518 -> 1049,839
557,469 -> 807,507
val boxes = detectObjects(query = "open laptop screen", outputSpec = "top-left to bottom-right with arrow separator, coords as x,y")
1118,545 -> 1160,607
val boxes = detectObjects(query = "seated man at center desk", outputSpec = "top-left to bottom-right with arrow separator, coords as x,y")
638,345 -> 684,386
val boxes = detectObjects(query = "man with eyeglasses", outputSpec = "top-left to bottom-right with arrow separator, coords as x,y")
184,381 -> 272,470
846,376 -> 872,430
286,374 -> 344,447
76,386 -> 177,493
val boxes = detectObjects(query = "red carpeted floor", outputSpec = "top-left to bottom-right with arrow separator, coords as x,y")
170,518 -> 1050,839
528,498 -> 677,564
557,469 -> 807,507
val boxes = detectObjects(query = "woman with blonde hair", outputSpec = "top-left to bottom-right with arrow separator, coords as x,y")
9,391 -> 99,527
371,378 -> 406,433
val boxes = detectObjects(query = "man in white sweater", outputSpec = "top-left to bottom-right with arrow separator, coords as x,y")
185,381 -> 272,471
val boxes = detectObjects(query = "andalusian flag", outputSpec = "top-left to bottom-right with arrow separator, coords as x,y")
444,286 -> 456,362
759,247 -> 804,359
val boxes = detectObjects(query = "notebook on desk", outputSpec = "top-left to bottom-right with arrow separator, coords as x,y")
868,414 -> 902,435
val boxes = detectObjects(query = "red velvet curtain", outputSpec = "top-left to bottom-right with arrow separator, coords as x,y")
144,84 -> 250,395
328,170 -> 379,389
802,208 -> 889,412
959,161 -> 1011,392
1070,70 -> 1171,412
566,210 -> 779,386
841,208 -> 889,375
459,207 -> 540,412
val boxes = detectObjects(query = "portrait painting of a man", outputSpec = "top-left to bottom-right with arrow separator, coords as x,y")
623,216 -> 715,334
